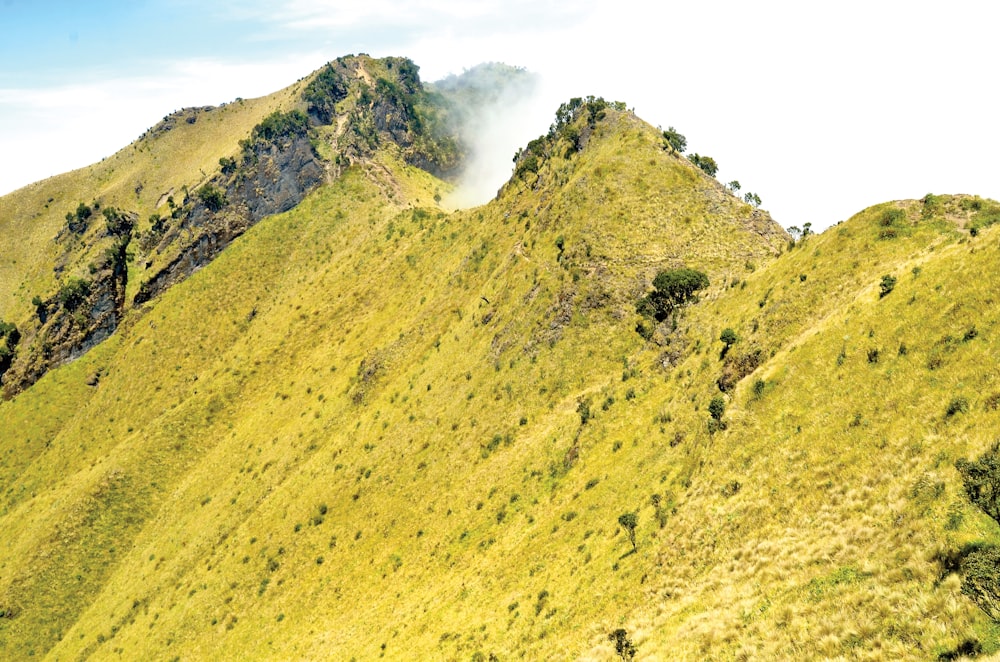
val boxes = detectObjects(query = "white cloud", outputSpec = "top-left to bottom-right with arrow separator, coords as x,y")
0,53 -> 324,196
3,1 -> 999,229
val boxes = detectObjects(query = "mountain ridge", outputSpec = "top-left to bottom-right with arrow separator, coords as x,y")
1,54 -> 999,660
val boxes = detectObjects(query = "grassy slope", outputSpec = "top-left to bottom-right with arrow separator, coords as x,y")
0,81 -> 303,327
1,104 -> 998,662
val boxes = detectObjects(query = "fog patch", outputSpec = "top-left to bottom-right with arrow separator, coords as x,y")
431,64 -> 545,208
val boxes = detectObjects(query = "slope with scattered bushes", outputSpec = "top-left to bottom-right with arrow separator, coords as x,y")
1,57 -> 999,661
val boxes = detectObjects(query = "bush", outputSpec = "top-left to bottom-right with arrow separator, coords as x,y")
0,320 -> 18,375
608,628 -> 637,661
720,327 -> 737,351
708,396 -> 726,421
65,202 -> 93,233
197,184 -> 227,212
617,512 -> 638,552
959,546 -> 1000,622
57,277 -> 91,311
636,268 -> 710,323
102,206 -> 134,238
946,396 -> 970,417
879,274 -> 897,298
662,127 -> 686,153
689,153 -> 718,177
303,64 -> 349,123
252,109 -> 310,143
956,442 -> 999,524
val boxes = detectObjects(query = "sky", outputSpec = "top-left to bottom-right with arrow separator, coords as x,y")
1,0 -> 998,231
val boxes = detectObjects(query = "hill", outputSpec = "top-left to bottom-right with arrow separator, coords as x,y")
1,56 -> 999,661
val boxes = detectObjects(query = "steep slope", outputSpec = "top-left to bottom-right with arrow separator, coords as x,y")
0,54 -> 469,397
3,61 -> 1000,661
593,194 -> 1000,659
0,97 -> 788,660
0,89 -> 301,327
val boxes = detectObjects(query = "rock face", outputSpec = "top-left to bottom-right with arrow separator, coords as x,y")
1,54 -> 486,397
135,131 -> 325,306
3,242 -> 129,397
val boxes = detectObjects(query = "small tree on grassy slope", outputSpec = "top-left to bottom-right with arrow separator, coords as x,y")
618,512 -> 638,552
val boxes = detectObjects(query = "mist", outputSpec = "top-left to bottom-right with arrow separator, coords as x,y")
431,64 -> 550,209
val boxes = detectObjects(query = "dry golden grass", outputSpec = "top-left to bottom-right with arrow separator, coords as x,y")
0,97 -> 998,661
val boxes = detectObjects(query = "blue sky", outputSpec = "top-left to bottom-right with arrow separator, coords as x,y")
2,0 -> 999,230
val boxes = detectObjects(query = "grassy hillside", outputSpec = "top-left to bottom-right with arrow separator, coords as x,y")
2,73 -> 1000,660
0,86 -> 302,327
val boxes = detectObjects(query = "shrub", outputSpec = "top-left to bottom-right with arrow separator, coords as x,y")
879,274 -> 897,298
252,109 -> 310,143
959,546 -> 1000,622
304,64 -> 349,123
662,127 -> 686,153
198,184 -> 227,212
57,277 -> 91,311
956,442 -> 1000,524
946,397 -> 970,417
708,396 -> 726,421
608,628 -> 637,661
102,206 -> 134,238
65,202 -> 93,233
617,512 -> 638,552
688,153 -> 718,177
636,268 -> 710,323
719,326 -> 739,350
0,320 -> 18,375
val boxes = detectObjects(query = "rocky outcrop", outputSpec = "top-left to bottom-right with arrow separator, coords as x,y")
135,130 -> 325,306
3,257 -> 128,398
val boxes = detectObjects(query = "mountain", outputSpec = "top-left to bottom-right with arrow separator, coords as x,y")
1,55 -> 999,661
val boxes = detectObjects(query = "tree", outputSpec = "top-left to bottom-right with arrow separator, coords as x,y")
956,442 -> 1000,525
654,268 -> 710,307
744,192 -> 762,207
688,153 -> 718,177
708,395 -> 726,421
720,328 -> 738,358
662,126 -> 686,153
31,295 -> 48,323
637,268 -> 710,323
57,277 -> 91,311
608,628 -> 637,661
879,274 -> 897,298
727,180 -> 741,192
102,206 -> 134,238
198,184 -> 227,212
577,399 -> 591,426
618,512 -> 638,552
0,320 -> 19,375
66,202 -> 93,233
